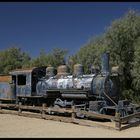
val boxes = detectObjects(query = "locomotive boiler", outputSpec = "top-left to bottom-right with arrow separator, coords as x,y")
35,52 -> 120,115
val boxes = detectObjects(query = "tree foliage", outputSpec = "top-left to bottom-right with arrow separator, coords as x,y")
69,35 -> 106,73
0,47 -> 31,74
106,10 -> 140,86
30,48 -> 68,69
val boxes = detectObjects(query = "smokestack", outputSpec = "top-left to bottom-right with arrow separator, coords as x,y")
101,52 -> 110,75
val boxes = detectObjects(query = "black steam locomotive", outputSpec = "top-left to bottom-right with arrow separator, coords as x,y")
0,52 -> 138,118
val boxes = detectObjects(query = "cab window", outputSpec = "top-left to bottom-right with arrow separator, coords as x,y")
17,75 -> 26,85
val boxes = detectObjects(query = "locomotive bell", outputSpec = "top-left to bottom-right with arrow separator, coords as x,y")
73,64 -> 84,76
57,65 -> 69,76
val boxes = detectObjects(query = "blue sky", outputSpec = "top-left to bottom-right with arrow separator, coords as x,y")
0,2 -> 140,58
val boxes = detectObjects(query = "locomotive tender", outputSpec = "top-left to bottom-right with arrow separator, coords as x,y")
0,52 -> 139,118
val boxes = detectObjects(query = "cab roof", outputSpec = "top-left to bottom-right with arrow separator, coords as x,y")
9,66 -> 46,75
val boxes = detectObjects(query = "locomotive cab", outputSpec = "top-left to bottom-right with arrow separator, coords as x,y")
9,67 -> 46,98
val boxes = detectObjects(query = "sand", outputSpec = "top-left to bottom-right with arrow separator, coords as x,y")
0,114 -> 140,138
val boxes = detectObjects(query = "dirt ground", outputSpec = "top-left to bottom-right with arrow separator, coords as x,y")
0,114 -> 140,138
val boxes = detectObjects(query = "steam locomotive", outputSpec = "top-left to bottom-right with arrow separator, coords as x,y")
0,52 -> 138,117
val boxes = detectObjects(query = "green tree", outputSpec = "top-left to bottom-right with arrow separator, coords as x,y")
69,35 -> 106,74
130,37 -> 140,103
0,47 -> 31,74
31,48 -> 68,69
50,48 -> 67,67
30,49 -> 49,67
104,10 -> 140,100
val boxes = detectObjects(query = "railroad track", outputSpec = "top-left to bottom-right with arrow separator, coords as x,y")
0,103 -> 140,131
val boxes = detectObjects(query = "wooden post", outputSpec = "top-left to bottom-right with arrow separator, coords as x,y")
18,102 -> 22,115
42,103 -> 46,119
71,105 -> 76,119
0,101 -> 2,110
115,112 -> 121,131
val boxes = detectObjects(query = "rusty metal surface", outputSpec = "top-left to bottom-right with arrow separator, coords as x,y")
73,64 -> 84,76
0,82 -> 16,100
36,74 -> 95,96
46,66 -> 56,77
9,66 -> 46,75
57,65 -> 69,76
101,52 -> 110,75
92,75 -> 113,97
16,73 -> 31,96
9,67 -> 36,74
10,68 -> 33,97
10,67 -> 46,97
